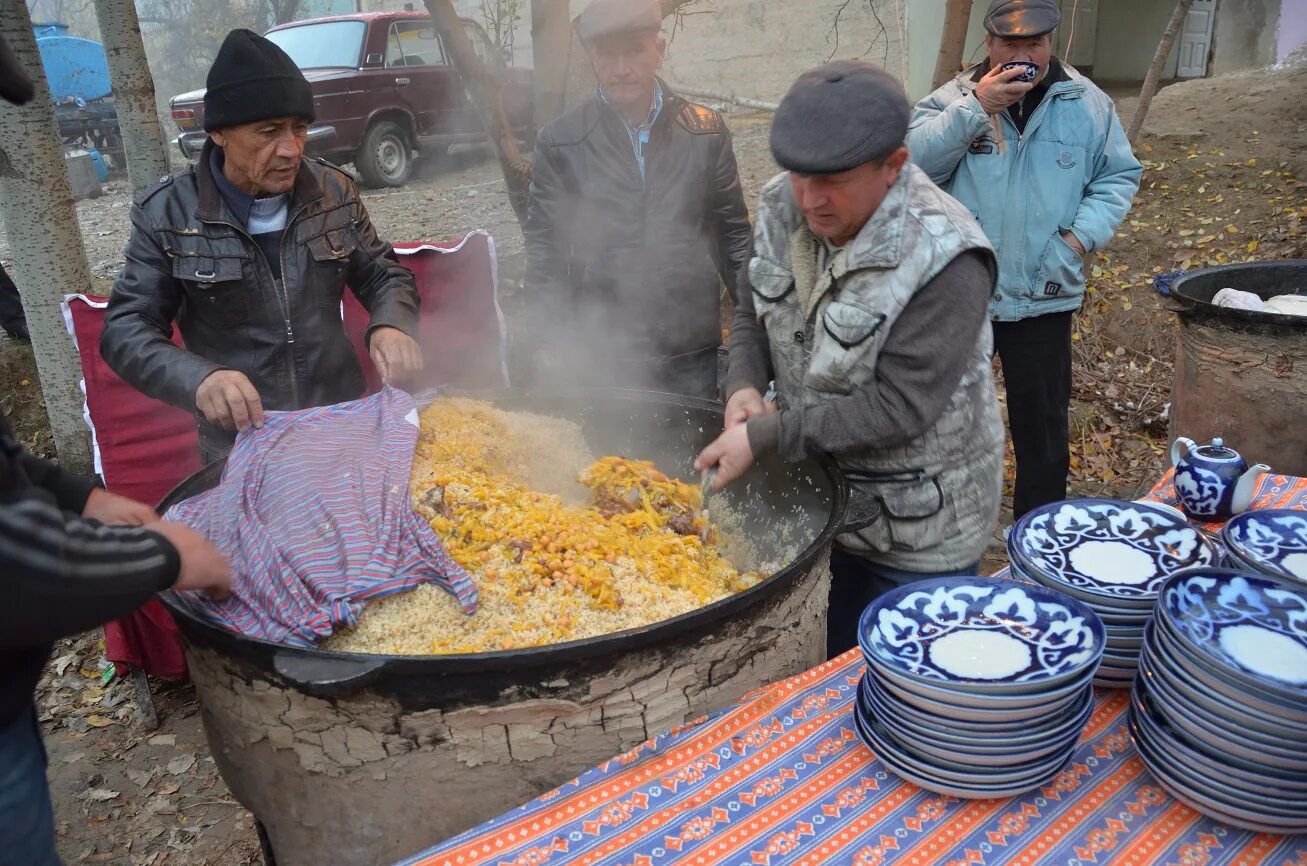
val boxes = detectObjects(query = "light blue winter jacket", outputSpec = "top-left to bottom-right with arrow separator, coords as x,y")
906,63 -> 1142,321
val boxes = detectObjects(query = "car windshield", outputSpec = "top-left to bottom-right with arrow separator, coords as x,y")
265,20 -> 365,69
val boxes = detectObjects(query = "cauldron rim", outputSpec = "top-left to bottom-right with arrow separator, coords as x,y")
157,388 -> 848,682
1170,260 -> 1307,330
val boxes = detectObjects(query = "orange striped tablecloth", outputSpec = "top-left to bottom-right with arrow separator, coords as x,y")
397,651 -> 1307,866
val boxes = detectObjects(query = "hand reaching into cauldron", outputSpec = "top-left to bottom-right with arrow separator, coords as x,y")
695,424 -> 754,493
723,387 -> 775,429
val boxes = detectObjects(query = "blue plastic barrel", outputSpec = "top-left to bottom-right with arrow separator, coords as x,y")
86,147 -> 109,182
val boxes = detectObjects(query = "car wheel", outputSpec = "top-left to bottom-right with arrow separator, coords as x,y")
356,121 -> 413,188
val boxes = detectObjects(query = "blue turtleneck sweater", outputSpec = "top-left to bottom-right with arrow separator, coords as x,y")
209,147 -> 290,280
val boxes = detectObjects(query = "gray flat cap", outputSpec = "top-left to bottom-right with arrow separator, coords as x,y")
984,0 -> 1060,37
770,61 -> 908,175
575,0 -> 662,43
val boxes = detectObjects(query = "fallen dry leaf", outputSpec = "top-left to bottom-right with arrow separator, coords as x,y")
165,754 -> 195,776
80,788 -> 121,803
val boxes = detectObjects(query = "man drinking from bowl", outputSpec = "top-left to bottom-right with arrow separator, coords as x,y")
906,0 -> 1141,528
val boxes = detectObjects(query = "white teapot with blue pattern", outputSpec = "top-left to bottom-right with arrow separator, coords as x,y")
1170,436 -> 1270,522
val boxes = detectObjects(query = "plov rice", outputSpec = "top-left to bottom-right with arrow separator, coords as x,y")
323,399 -> 764,655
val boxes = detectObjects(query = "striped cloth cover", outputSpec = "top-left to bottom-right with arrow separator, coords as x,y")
397,652 -> 1307,866
165,387 -> 476,647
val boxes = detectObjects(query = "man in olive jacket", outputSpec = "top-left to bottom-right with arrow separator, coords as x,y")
102,30 -> 422,462
525,0 -> 752,399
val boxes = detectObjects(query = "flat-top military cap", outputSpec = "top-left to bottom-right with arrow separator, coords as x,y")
575,0 -> 662,43
770,61 -> 908,175
984,0 -> 1061,37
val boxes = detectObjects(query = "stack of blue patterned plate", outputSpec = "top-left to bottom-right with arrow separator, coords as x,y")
853,576 -> 1104,799
1221,509 -> 1307,588
1130,568 -> 1307,833
1008,499 -> 1218,688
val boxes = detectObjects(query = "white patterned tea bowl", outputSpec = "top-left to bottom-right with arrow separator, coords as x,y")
1221,510 -> 1307,588
1158,568 -> 1307,702
858,576 -> 1103,696
1008,499 -> 1218,606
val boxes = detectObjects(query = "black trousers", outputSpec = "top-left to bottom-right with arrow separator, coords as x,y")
991,310 -> 1073,521
0,264 -> 27,340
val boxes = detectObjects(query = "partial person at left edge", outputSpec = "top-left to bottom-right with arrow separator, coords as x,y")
0,34 -> 232,865
101,29 -> 424,465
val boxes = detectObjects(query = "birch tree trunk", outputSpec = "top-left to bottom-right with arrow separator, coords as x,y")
933,0 -> 974,89
423,0 -> 533,224
93,0 -> 170,196
531,0 -> 573,130
0,6 -> 93,472
1126,0 -> 1195,143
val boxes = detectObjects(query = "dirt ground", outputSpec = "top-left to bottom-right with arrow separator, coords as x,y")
6,63 -> 1306,865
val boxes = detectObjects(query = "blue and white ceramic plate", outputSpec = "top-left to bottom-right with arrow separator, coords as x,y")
858,672 -> 1088,736
1151,610 -> 1307,723
869,667 -> 1088,721
1130,682 -> 1307,793
1222,510 -> 1307,587
858,577 -> 1102,693
858,673 -> 1094,748
1009,499 -> 1217,601
854,707 -> 1076,799
1140,622 -> 1307,739
1129,685 -> 1307,834
1159,569 -> 1307,696
1130,715 -> 1307,832
1137,644 -> 1307,768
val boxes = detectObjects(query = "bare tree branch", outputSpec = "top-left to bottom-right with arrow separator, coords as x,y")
825,0 -> 892,66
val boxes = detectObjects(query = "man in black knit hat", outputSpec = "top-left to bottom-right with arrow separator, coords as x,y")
102,29 -> 424,463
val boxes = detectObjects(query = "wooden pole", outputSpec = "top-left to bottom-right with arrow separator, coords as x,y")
1126,0 -> 1195,142
933,0 -> 974,89
531,0 -> 572,130
422,0 -> 531,224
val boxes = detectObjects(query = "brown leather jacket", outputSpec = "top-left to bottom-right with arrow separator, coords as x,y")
101,141 -> 418,456
524,84 -> 752,361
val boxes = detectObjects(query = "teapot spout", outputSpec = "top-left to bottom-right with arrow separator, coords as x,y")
1231,464 -> 1271,514
1170,437 -> 1197,469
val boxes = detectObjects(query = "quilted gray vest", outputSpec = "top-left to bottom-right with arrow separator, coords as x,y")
750,163 -> 1005,571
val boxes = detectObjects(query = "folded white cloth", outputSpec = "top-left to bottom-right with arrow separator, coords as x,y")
1263,294 -> 1307,317
1212,288 -> 1265,311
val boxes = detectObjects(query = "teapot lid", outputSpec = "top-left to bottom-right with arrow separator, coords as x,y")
1196,437 -> 1241,461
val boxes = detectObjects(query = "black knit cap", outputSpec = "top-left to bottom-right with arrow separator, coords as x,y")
984,0 -> 1061,37
204,29 -> 315,131
770,61 -> 908,176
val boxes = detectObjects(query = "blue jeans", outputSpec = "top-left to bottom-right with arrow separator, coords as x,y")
0,707 -> 61,866
827,548 -> 981,659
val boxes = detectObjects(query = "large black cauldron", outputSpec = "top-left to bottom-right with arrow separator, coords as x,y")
159,390 -> 850,866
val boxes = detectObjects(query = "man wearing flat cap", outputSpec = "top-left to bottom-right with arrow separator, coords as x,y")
697,62 -> 1004,657
908,0 -> 1141,525
102,29 -> 423,463
523,0 -> 751,398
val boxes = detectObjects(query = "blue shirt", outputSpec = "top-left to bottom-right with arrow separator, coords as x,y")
599,82 -> 664,182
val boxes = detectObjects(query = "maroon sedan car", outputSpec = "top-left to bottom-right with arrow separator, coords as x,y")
170,11 -> 532,187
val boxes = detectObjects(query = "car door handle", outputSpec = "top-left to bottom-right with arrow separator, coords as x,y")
395,77 -> 410,86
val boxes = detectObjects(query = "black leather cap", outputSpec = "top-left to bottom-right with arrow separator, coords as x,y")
770,61 -> 908,175
575,0 -> 662,43
984,0 -> 1061,37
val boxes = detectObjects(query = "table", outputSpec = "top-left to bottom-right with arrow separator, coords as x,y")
398,477 -> 1307,866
